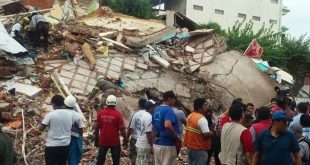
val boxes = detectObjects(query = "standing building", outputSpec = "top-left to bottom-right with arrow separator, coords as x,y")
164,0 -> 285,33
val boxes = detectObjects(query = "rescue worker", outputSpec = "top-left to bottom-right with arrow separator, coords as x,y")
10,17 -> 29,45
87,75 -> 119,107
29,12 -> 49,51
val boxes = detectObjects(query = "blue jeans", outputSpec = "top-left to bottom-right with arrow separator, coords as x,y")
68,136 -> 83,165
187,149 -> 208,165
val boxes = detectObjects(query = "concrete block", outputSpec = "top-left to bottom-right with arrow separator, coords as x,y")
123,63 -> 135,72
60,70 -> 74,78
77,67 -> 91,76
111,58 -> 123,67
109,64 -> 122,72
9,83 -> 42,98
193,53 -> 203,59
74,74 -> 89,83
107,70 -> 120,80
124,59 -> 136,66
136,63 -> 148,70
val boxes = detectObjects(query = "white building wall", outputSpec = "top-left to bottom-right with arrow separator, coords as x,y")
185,0 -> 282,33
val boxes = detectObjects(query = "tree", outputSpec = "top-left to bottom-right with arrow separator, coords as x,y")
100,0 -> 154,19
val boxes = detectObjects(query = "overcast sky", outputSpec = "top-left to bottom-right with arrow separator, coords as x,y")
282,0 -> 310,38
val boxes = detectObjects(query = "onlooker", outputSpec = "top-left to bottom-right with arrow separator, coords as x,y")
246,103 -> 255,120
0,126 -> 15,165
300,114 -> 310,138
252,110 -> 301,165
242,114 -> 254,129
250,106 -> 271,143
289,102 -> 308,130
184,98 -> 212,165
218,99 -> 244,129
29,13 -> 49,51
206,108 -> 221,165
219,104 -> 253,165
135,100 -> 157,165
152,91 -> 180,165
291,124 -> 310,164
270,98 -> 278,112
37,94 -> 79,165
172,105 -> 186,155
64,95 -> 84,165
95,95 -> 127,165
126,98 -> 147,165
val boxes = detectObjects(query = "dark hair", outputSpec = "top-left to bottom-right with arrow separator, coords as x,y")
300,114 -> 310,127
247,103 -> 254,107
297,102 -> 308,113
231,99 -> 246,111
162,91 -> 176,101
229,104 -> 244,121
271,98 -> 277,103
138,98 -> 147,109
194,98 -> 206,111
51,94 -> 64,107
257,106 -> 271,120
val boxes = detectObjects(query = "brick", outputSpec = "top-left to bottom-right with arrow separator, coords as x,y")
71,80 -> 86,89
136,63 -> 148,70
123,63 -> 135,71
74,74 -> 89,83
107,70 -> 120,80
60,70 -> 74,78
111,58 -> 123,67
109,64 -> 122,72
124,59 -> 136,66
77,67 -> 91,76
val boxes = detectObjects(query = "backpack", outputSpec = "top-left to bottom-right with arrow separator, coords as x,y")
299,137 -> 310,164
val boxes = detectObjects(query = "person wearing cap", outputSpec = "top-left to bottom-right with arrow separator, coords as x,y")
219,104 -> 253,165
35,94 -> 82,165
87,75 -> 119,107
125,98 -> 147,165
29,12 -> 49,51
252,110 -> 301,165
134,100 -> 157,165
184,98 -> 212,165
10,16 -> 29,45
95,95 -> 126,165
152,90 -> 180,165
64,95 -> 84,165
250,106 -> 272,143
291,124 -> 310,164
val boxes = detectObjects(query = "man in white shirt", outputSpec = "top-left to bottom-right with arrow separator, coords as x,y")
29,13 -> 49,51
10,17 -> 29,45
289,102 -> 308,130
35,94 -> 83,165
135,100 -> 156,165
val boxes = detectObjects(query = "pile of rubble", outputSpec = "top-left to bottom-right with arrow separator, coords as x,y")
0,3 -> 277,164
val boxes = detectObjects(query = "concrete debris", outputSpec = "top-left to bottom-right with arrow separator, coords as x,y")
81,43 -> 97,70
7,83 -> 42,98
185,46 -> 195,53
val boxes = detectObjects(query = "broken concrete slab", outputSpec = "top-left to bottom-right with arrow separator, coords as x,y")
188,60 -> 200,72
151,55 -> 170,68
136,63 -> 148,70
123,63 -> 135,72
185,46 -> 195,53
100,36 -> 132,52
8,83 -> 42,98
141,71 -> 158,79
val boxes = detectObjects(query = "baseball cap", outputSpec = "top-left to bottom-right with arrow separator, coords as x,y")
272,110 -> 292,121
145,99 -> 156,109
290,124 -> 303,134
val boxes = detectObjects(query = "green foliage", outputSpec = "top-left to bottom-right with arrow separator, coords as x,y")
100,0 -> 154,19
225,20 -> 310,94
196,22 -> 227,36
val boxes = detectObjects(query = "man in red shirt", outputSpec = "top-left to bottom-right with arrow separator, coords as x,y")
250,106 -> 271,143
95,95 -> 127,165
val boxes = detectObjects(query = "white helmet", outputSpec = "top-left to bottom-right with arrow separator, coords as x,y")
97,75 -> 105,81
106,95 -> 117,106
64,95 -> 77,108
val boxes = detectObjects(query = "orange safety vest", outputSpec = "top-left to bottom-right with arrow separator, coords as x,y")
183,112 -> 211,150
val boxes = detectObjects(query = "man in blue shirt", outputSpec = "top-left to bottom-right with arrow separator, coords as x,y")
252,110 -> 301,165
152,91 -> 180,165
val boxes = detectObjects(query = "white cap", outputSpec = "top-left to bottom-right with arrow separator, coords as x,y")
64,95 -> 77,108
106,95 -> 117,106
97,75 -> 105,81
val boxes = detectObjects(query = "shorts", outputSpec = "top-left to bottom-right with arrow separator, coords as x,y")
129,138 -> 137,163
136,147 -> 152,165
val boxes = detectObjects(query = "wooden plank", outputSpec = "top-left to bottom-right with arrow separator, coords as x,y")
81,43 -> 97,70
101,36 -> 132,52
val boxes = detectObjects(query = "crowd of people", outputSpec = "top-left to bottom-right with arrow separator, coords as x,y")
2,85 -> 310,165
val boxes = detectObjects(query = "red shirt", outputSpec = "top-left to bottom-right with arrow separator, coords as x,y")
252,119 -> 271,136
240,129 -> 253,153
96,107 -> 125,146
219,114 -> 231,128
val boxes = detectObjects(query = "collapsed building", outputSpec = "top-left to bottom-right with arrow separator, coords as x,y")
0,0 -> 285,164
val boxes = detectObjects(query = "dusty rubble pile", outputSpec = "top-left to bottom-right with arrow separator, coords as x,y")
0,7 -> 228,165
